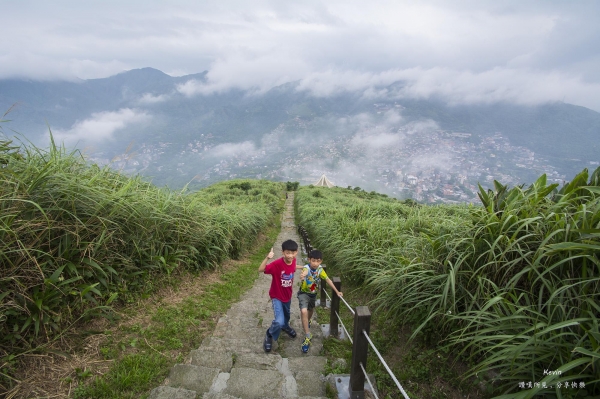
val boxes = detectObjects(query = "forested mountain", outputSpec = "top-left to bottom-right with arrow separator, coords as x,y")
1,68 -> 599,196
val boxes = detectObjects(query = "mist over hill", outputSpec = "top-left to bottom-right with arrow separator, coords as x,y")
1,68 -> 599,201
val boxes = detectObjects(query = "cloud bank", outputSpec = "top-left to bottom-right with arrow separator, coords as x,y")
137,93 -> 170,104
53,108 -> 151,145
2,1 -> 600,110
209,141 -> 257,158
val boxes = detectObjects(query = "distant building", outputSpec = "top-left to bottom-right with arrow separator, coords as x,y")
314,174 -> 335,188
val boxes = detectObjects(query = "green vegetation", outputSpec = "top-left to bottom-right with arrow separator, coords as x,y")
295,170 -> 600,398
0,135 -> 284,392
316,298 -> 477,399
286,181 -> 300,191
73,224 -> 280,399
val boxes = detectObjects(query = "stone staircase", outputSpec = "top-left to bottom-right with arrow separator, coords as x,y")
148,193 -> 329,399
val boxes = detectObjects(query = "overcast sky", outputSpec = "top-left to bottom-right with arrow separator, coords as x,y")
3,0 -> 600,111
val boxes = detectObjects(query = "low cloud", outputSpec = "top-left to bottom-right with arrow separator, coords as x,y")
209,141 -> 257,158
178,64 -> 600,112
403,120 -> 439,135
350,132 -> 403,150
345,110 -> 407,151
0,51 -> 128,81
278,111 -> 447,192
409,150 -> 455,173
176,79 -> 204,97
295,67 -> 600,111
3,2 -> 600,111
177,53 -> 309,97
137,93 -> 170,104
53,108 -> 150,145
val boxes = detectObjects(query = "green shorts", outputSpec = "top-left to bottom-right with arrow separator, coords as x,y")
297,292 -> 317,310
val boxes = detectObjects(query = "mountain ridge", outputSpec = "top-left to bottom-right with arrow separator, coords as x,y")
1,68 -> 598,193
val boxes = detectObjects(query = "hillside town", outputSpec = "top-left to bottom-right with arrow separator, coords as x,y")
281,130 -> 565,204
92,109 -> 569,204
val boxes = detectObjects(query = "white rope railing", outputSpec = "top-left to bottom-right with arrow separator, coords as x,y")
340,296 -> 356,315
295,231 -> 408,399
363,329 -> 410,399
335,310 -> 353,344
360,362 -> 379,399
322,282 -> 355,315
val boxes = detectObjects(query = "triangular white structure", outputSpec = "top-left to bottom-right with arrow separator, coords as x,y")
314,174 -> 334,188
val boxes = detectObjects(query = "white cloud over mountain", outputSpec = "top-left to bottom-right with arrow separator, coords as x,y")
53,108 -> 151,145
137,93 -> 171,104
2,1 -> 600,110
209,141 -> 257,158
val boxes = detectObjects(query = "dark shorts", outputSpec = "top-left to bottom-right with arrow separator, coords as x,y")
297,292 -> 317,310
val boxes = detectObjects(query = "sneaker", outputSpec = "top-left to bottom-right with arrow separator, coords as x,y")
263,329 -> 273,352
301,334 -> 312,353
281,326 -> 297,338
308,319 -> 312,329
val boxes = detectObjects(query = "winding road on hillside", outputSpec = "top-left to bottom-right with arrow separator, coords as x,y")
148,192 -> 329,399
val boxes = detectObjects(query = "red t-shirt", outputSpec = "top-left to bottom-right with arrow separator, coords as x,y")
264,257 -> 297,302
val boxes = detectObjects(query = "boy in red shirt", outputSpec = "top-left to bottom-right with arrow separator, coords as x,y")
258,239 -> 303,352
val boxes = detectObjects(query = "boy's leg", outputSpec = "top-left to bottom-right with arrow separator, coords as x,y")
268,299 -> 285,341
300,308 -> 309,334
307,294 -> 316,328
280,300 -> 297,338
307,308 -> 314,326
301,294 -> 317,353
265,299 -> 286,352
297,293 -> 311,335
282,300 -> 291,329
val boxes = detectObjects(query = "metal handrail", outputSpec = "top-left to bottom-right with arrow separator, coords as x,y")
363,329 -> 410,399
334,310 -> 353,344
322,282 -> 355,315
340,296 -> 355,315
360,362 -> 379,399
300,227 -> 409,399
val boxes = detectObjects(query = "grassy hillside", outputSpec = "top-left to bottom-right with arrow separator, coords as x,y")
0,135 -> 284,392
295,170 -> 600,398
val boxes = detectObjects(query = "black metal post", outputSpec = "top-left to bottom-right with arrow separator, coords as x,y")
349,306 -> 371,399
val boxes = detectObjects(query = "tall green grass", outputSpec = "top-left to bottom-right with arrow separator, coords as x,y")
295,170 -> 600,398
295,187 -> 471,287
0,136 -> 284,382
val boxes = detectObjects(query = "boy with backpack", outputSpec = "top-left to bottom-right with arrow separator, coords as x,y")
298,250 -> 343,353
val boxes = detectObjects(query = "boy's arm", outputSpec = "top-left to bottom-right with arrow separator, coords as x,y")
258,247 -> 275,272
299,265 -> 309,279
325,277 -> 343,297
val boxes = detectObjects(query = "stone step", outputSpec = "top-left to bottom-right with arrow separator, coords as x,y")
221,367 -> 286,399
211,323 -> 263,338
295,370 -> 327,397
201,393 -> 239,399
167,364 -> 221,394
281,339 -> 324,358
189,349 -> 233,372
213,329 -> 267,341
201,337 -> 278,354
288,356 -> 327,373
233,352 -> 283,370
147,386 -> 198,399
